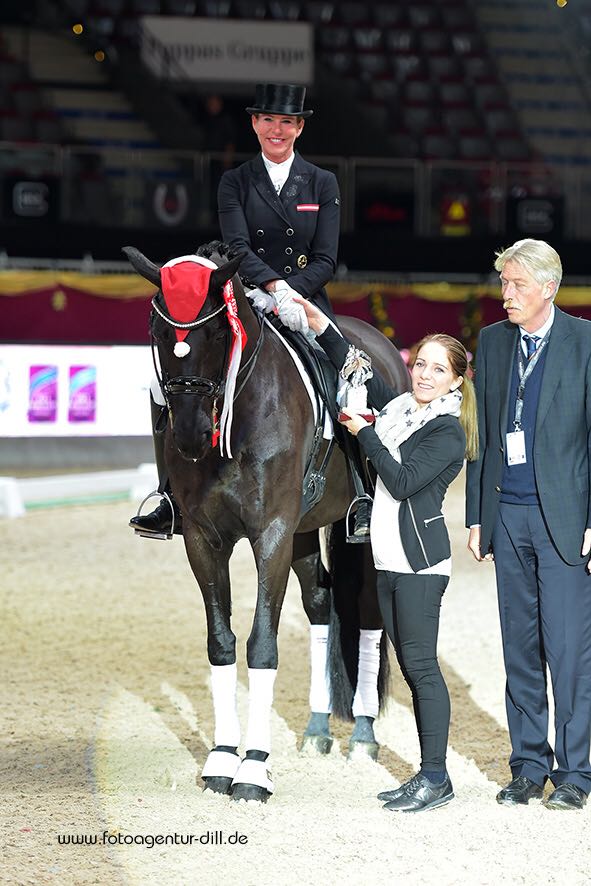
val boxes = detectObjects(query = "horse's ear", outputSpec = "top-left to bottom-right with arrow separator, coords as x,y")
209,252 -> 245,293
122,246 -> 162,287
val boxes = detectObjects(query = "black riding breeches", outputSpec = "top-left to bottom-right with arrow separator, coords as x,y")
377,570 -> 450,771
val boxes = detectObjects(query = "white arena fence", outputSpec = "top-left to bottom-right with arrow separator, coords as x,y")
0,463 -> 157,518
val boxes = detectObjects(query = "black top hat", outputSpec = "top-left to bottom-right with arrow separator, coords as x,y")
245,83 -> 313,118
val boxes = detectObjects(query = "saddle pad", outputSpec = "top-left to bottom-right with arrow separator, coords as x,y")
264,319 -> 336,440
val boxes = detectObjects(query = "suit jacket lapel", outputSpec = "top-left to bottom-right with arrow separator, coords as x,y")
251,155 -> 290,224
536,308 -> 570,432
498,321 -> 519,442
280,153 -> 312,207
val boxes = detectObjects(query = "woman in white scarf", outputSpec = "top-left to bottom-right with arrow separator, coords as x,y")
295,295 -> 478,814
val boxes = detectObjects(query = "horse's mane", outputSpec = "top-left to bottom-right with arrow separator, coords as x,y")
195,239 -> 227,262
195,240 -> 253,288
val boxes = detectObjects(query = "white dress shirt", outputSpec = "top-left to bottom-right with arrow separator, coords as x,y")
519,303 -> 555,356
262,153 -> 295,195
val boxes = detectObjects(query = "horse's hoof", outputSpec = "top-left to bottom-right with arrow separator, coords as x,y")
231,783 -> 271,803
300,733 -> 334,755
348,740 -> 379,762
202,776 -> 233,795
230,756 -> 274,801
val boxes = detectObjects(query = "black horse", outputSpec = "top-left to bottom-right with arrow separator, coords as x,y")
124,241 -> 410,801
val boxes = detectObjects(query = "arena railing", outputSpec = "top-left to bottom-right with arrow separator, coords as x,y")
1,141 -> 590,241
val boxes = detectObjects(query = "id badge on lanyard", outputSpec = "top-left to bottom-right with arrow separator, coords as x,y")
506,430 -> 526,465
506,331 -> 549,466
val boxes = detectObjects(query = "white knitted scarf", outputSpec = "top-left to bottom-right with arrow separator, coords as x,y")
374,390 -> 463,459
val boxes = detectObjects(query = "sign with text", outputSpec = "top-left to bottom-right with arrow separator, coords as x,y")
506,196 -> 564,238
140,17 -> 313,84
3,177 -> 59,221
0,345 -> 153,437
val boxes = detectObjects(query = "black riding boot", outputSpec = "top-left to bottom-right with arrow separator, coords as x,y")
129,396 -> 182,537
342,434 -> 372,543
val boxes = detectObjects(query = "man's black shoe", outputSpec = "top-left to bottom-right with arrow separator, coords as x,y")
496,775 -> 543,806
544,783 -> 587,811
382,773 -> 454,813
129,497 -> 182,538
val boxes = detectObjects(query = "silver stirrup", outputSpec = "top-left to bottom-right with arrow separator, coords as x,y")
133,489 -> 176,540
345,493 -> 373,544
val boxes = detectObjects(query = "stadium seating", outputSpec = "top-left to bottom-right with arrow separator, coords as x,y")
0,47 -> 63,144
0,0 -> 532,163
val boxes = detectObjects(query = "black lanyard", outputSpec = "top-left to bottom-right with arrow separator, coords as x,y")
513,329 -> 551,430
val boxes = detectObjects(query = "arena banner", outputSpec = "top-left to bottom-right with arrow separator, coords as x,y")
2,272 -> 591,349
0,345 -> 152,437
140,17 -> 313,84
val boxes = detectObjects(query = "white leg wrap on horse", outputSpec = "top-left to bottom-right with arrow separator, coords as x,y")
150,375 -> 166,407
244,667 -> 277,754
352,629 -> 382,719
308,624 -> 332,714
231,758 -> 274,793
201,749 -> 241,779
210,663 -> 240,748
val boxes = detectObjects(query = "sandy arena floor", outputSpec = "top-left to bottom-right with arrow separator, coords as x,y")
1,471 -> 590,885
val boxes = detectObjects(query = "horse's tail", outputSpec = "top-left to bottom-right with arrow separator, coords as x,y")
326,518 -> 390,721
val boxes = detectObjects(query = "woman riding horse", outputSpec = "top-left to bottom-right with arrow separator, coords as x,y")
131,82 -> 371,541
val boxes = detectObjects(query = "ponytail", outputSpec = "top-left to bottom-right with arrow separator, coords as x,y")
459,374 -> 479,462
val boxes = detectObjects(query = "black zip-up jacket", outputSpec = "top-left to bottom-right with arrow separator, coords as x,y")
318,325 -> 465,572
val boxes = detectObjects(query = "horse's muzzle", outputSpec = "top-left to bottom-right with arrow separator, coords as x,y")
172,422 -> 213,462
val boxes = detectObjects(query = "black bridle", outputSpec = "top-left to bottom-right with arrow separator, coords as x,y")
150,286 -> 265,426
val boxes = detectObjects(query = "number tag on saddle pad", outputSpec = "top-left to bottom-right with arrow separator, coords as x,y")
296,204 -> 319,212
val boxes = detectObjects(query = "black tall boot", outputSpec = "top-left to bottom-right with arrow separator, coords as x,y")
341,433 -> 372,544
129,396 -> 182,538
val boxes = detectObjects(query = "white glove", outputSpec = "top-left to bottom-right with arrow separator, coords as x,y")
273,282 -> 309,334
245,286 -> 275,314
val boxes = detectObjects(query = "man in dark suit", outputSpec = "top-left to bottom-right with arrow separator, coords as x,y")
467,238 -> 591,810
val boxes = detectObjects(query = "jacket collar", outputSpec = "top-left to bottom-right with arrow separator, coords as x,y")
250,152 -> 310,220
498,320 -> 519,442
280,152 -> 312,207
251,153 -> 287,221
496,307 -> 569,438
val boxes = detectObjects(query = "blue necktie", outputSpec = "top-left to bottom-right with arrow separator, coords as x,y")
523,334 -> 539,359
